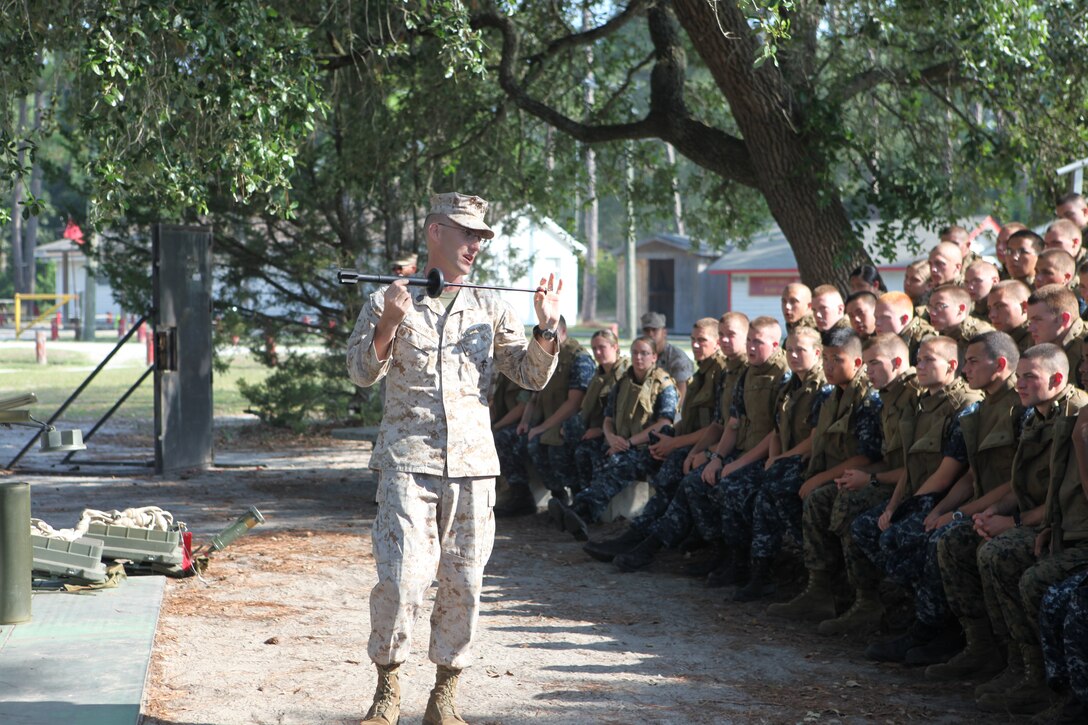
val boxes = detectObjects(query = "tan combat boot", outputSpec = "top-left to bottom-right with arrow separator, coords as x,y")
361,662 -> 401,725
766,569 -> 836,621
976,645 -> 1057,715
817,588 -> 883,636
924,617 -> 1004,682
975,643 -> 1024,697
423,665 -> 468,725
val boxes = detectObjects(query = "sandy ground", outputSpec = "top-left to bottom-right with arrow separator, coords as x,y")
12,423 -> 1025,725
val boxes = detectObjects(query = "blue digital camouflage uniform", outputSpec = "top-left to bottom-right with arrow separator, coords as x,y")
571,374 -> 678,521
1039,570 -> 1088,698
790,375 -> 885,577
494,423 -> 528,490
525,349 -> 596,493
628,354 -> 749,534
719,369 -> 834,558
917,376 -> 1026,631
571,357 -> 631,492
641,353 -> 789,546
850,404 -> 971,588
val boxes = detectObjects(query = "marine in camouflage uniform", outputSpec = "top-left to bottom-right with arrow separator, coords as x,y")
651,346 -> 789,546
766,347 -> 885,627
1039,570 -> 1088,721
636,347 -> 729,517
723,352 -> 834,599
899,314 -> 938,366
623,349 -> 748,537
346,259 -> 557,673
523,337 -> 596,497
973,378 -> 1088,714
912,370 -> 1026,678
571,355 -> 630,492
850,368 -> 978,659
611,340 -> 788,572
851,376 -> 977,590
568,365 -> 678,523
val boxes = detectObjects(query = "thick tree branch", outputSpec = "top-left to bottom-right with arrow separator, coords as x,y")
473,6 -> 758,187
834,59 -> 960,105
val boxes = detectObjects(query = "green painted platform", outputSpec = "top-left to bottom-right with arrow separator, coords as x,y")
0,577 -> 165,725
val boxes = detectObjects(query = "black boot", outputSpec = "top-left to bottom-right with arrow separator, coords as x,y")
562,503 -> 591,542
546,497 -> 567,531
706,548 -> 748,588
494,486 -> 537,518
614,535 -> 664,572
733,557 -> 777,602
583,527 -> 647,563
865,621 -> 939,663
904,623 -> 965,666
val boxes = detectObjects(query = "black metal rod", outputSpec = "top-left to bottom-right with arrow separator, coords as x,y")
6,312 -> 150,470
337,267 -> 542,298
62,365 -> 154,463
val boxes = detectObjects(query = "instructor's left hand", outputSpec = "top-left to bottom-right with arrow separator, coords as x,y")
534,274 -> 562,328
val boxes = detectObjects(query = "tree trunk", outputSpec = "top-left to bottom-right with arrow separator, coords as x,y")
11,96 -> 28,294
670,0 -> 868,288
665,142 -> 684,236
23,89 -> 46,295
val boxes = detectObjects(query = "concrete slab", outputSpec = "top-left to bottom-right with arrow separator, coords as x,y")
0,576 -> 165,725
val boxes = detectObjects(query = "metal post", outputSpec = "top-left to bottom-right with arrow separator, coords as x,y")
0,481 -> 32,624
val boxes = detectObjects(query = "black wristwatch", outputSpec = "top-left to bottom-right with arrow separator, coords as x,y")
1012,509 -> 1022,528
868,473 -> 880,487
533,324 -> 558,341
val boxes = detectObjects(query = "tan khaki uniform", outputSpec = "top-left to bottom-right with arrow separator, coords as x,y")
899,315 -> 937,366
1007,323 -> 1034,353
961,375 -> 1022,499
675,349 -> 727,436
347,285 -> 557,669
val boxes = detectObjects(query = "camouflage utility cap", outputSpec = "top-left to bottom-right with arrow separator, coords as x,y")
392,253 -> 417,268
641,311 -> 667,329
429,192 -> 495,239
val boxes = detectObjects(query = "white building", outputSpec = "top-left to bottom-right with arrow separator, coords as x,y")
483,215 -> 584,325
706,216 -> 998,325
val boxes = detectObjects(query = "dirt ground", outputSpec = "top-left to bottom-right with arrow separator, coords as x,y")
14,423 -> 1025,725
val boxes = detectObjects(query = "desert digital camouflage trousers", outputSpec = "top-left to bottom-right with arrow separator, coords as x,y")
802,482 -> 893,589
1040,569 -> 1088,697
368,471 -> 495,670
977,529 -> 1088,649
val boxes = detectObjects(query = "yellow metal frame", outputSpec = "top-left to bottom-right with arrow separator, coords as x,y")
14,293 -> 79,338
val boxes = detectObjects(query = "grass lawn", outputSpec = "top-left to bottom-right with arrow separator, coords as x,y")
0,347 -> 270,421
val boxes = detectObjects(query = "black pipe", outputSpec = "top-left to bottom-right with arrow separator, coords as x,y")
62,365 -> 154,463
337,267 -> 543,298
6,313 -> 149,470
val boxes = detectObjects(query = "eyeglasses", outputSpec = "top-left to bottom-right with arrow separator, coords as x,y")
436,222 -> 489,246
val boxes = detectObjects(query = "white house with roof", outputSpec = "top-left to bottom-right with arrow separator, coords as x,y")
707,216 -> 998,324
484,215 -> 585,325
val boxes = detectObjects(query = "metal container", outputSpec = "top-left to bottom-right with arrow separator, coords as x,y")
0,481 -> 32,624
